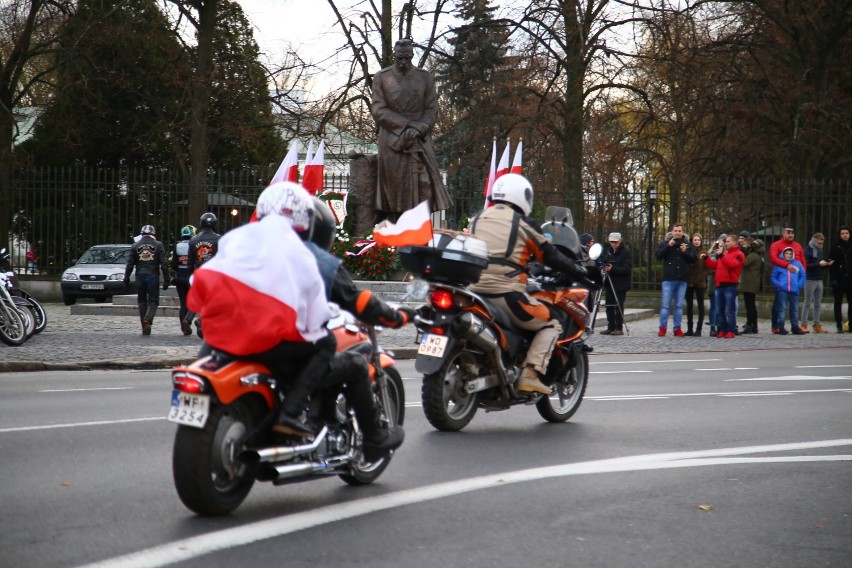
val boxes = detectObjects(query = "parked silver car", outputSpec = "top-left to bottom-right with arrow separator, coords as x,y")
60,244 -> 135,305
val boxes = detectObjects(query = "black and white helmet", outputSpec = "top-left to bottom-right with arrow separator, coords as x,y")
140,225 -> 156,236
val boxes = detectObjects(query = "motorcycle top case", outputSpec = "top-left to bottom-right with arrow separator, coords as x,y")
399,230 -> 488,285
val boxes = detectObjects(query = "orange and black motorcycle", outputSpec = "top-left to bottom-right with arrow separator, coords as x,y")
167,305 -> 404,516
401,207 -> 601,432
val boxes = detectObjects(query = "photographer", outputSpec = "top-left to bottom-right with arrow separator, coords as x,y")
598,232 -> 633,336
654,223 -> 697,336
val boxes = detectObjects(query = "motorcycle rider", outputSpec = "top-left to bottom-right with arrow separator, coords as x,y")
186,212 -> 221,334
170,225 -> 196,335
124,224 -> 170,336
188,182 -> 407,462
469,173 -> 587,395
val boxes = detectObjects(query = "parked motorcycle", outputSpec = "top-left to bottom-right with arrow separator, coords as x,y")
0,270 -> 28,346
0,248 -> 47,335
168,304 -> 405,516
401,207 -> 602,432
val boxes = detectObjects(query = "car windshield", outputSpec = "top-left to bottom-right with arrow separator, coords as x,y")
77,247 -> 131,265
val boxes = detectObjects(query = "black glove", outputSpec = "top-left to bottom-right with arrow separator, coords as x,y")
162,281 -> 169,291
392,306 -> 416,328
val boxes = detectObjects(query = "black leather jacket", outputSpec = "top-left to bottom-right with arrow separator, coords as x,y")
125,236 -> 169,281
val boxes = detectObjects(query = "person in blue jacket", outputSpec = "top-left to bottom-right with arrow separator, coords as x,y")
770,247 -> 807,335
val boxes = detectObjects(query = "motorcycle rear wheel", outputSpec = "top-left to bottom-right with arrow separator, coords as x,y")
22,295 -> 46,334
173,398 -> 262,516
536,350 -> 588,422
340,366 -> 405,486
422,349 -> 479,432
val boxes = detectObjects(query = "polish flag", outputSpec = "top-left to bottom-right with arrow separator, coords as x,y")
511,139 -> 523,174
495,140 -> 511,179
270,141 -> 300,184
482,139 -> 497,207
302,140 -> 325,195
187,215 -> 330,355
373,201 -> 433,247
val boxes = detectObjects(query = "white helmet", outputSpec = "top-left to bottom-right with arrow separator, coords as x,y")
255,181 -> 313,233
491,173 -> 534,216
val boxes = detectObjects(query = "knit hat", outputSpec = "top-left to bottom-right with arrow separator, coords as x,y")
580,233 -> 594,246
738,230 -> 750,238
608,232 -> 622,242
781,246 -> 794,255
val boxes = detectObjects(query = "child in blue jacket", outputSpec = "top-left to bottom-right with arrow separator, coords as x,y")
770,247 -> 807,334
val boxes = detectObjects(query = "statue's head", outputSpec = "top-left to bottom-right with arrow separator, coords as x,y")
393,39 -> 414,72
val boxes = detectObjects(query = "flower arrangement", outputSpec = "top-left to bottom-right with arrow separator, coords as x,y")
330,228 -> 401,281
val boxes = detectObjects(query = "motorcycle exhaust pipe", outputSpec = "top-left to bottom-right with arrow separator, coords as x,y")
258,455 -> 353,483
238,426 -> 329,465
452,312 -> 501,354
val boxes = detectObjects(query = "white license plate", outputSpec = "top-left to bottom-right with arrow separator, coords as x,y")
418,333 -> 449,357
167,391 -> 210,428
80,284 -> 104,290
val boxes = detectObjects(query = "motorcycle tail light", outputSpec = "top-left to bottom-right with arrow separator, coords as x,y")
430,289 -> 454,310
172,371 -> 205,394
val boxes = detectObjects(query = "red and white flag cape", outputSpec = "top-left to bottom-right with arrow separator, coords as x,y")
187,215 -> 329,355
373,201 -> 433,247
511,139 -> 523,174
302,140 -> 325,195
270,141 -> 300,184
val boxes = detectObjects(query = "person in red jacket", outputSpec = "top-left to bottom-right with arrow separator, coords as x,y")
769,227 -> 806,271
701,235 -> 746,338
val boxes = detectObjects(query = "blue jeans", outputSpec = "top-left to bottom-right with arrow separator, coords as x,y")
714,285 -> 739,334
773,290 -> 799,330
659,280 -> 688,329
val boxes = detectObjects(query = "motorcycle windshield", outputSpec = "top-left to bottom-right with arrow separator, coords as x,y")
541,207 -> 581,257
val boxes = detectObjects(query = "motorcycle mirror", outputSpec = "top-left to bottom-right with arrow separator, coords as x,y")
588,242 -> 603,260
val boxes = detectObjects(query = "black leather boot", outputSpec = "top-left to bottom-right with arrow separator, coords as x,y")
710,325 -> 718,337
694,323 -> 703,337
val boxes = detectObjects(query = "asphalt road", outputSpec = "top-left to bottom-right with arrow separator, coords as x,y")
1,348 -> 850,568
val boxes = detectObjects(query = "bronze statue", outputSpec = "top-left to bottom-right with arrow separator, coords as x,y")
371,39 -> 452,221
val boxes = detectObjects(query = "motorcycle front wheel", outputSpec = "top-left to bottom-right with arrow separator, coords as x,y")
172,398 -> 262,516
0,303 -> 27,346
537,350 -> 588,422
340,366 -> 405,486
422,349 -> 479,432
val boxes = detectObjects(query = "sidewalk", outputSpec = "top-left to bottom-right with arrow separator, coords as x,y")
1,304 -> 849,372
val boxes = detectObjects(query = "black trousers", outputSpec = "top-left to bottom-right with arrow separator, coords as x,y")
135,274 -> 160,322
605,288 -> 628,331
743,291 -> 758,327
175,280 -> 190,322
834,286 -> 852,329
685,285 -> 706,329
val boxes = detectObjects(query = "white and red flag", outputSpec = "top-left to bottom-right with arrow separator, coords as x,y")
187,214 -> 329,355
372,201 -> 433,247
302,140 -> 325,195
496,140 -> 511,179
270,141 -> 300,184
511,139 -> 523,174
482,139 -> 497,207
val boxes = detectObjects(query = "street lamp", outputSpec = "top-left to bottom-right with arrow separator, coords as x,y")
646,181 -> 658,287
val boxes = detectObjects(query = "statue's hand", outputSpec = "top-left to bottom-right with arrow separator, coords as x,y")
402,127 -> 419,147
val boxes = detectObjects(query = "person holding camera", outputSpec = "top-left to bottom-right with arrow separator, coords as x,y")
598,232 -> 633,336
701,235 -> 746,338
684,233 -> 710,335
655,223 -> 698,336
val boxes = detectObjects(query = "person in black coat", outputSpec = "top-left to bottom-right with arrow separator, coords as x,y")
599,232 -> 633,336
828,225 -> 852,333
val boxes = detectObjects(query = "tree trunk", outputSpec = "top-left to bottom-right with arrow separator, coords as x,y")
189,0 -> 218,223
561,0 -> 585,227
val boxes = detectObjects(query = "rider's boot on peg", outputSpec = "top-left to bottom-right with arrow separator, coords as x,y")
517,365 -> 551,395
347,372 -> 404,462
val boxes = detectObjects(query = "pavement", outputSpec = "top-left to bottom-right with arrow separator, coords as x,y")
1,303 -> 850,373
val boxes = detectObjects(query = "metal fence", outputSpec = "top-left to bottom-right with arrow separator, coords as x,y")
7,168 -> 850,289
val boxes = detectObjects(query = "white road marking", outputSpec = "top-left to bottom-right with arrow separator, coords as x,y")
588,388 -> 852,400
0,417 -> 164,434
590,359 -> 722,365
727,375 -> 852,382
590,370 -> 652,374
73,439 -> 852,568
795,365 -> 852,368
40,387 -> 137,393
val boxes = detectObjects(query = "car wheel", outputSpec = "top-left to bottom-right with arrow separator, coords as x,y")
62,294 -> 76,306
